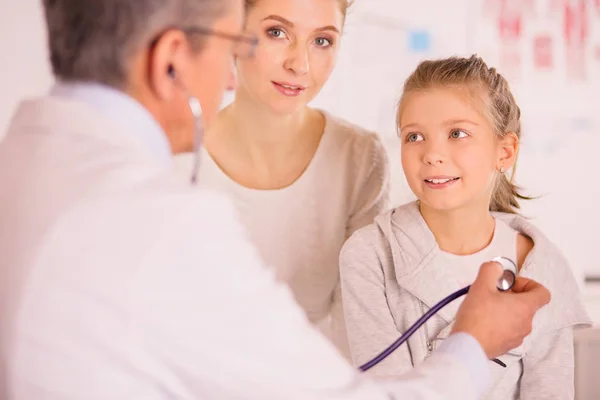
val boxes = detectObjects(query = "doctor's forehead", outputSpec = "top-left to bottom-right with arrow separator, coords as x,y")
245,0 -> 344,31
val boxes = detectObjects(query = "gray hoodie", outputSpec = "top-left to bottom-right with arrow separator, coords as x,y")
339,201 -> 592,399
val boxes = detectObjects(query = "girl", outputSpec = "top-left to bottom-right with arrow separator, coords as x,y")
174,0 -> 389,358
339,55 -> 592,398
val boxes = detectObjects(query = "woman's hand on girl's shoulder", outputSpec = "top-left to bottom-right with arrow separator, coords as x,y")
516,233 -> 534,272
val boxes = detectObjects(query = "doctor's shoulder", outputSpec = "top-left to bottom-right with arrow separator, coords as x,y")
149,178 -> 245,236
76,169 -> 247,246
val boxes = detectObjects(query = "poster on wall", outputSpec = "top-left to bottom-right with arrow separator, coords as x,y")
533,33 -> 554,69
472,0 -> 600,280
480,0 -> 536,79
473,0 -> 600,93
558,0 -> 590,79
471,0 -> 600,156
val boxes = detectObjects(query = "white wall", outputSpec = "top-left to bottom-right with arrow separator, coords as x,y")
0,0 -> 53,136
1,0 -> 599,322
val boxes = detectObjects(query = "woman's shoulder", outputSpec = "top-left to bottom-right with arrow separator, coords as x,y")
320,109 -> 385,150
318,110 -> 389,178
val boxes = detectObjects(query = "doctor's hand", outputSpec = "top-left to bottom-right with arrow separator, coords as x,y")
451,261 -> 551,360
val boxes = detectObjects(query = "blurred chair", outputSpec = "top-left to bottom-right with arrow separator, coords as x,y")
574,326 -> 600,399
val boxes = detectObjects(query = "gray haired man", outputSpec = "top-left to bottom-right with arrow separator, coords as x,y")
0,0 -> 550,399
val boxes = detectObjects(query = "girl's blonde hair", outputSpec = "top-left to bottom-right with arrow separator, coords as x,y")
244,0 -> 353,18
397,54 -> 531,214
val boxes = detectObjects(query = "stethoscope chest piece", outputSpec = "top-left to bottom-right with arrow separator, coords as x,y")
492,256 -> 518,291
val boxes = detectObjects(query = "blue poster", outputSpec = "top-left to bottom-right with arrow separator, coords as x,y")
408,30 -> 431,52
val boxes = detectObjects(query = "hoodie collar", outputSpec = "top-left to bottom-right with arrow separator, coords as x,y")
374,202 -> 591,355
377,202 -> 467,323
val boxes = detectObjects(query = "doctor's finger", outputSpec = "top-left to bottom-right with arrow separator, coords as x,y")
474,261 -> 504,291
511,276 -> 542,293
511,277 -> 551,307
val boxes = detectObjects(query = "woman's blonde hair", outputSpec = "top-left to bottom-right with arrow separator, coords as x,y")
244,0 -> 353,18
397,54 -> 531,214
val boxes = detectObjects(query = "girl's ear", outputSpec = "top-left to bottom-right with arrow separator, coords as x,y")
497,132 -> 518,171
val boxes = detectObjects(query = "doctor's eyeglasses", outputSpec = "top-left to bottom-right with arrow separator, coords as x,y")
182,26 -> 258,59
150,26 -> 258,59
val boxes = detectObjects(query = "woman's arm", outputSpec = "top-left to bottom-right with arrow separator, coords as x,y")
329,132 -> 390,359
339,227 -> 414,378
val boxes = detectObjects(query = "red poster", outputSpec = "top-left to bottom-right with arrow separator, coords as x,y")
484,0 -> 535,79
484,0 -> 535,39
563,0 -> 588,79
498,13 -> 522,41
533,35 -> 554,69
564,0 -> 588,46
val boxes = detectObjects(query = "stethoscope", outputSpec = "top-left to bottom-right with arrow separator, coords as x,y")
168,65 -> 204,185
359,256 -> 518,372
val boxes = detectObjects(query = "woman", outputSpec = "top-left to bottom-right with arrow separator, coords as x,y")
175,0 -> 389,356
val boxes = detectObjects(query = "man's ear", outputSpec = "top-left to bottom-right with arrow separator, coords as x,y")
147,29 -> 191,101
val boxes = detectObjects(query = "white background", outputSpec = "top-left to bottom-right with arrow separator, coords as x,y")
1,0 -> 599,316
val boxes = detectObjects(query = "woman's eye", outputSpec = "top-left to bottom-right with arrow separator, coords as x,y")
267,28 -> 286,39
315,37 -> 332,47
407,133 -> 424,142
450,129 -> 468,139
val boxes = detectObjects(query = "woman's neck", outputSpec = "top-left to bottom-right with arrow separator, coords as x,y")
203,89 -> 325,189
208,90 -> 321,164
419,201 -> 495,255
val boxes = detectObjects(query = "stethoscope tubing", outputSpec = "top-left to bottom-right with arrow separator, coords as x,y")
359,258 -> 517,372
359,286 -> 470,371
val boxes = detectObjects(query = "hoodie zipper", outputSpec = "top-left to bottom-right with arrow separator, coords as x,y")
420,301 -> 434,356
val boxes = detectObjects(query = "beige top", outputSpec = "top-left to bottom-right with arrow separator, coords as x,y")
339,201 -> 593,399
174,110 -> 390,357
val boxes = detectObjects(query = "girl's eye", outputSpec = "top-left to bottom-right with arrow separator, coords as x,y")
267,28 -> 287,39
406,133 -> 424,142
315,37 -> 332,47
450,129 -> 468,139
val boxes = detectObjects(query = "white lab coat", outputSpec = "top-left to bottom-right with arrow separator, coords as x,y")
0,86 -> 488,400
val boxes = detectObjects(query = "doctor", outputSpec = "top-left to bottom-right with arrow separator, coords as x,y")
0,0 -> 550,399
